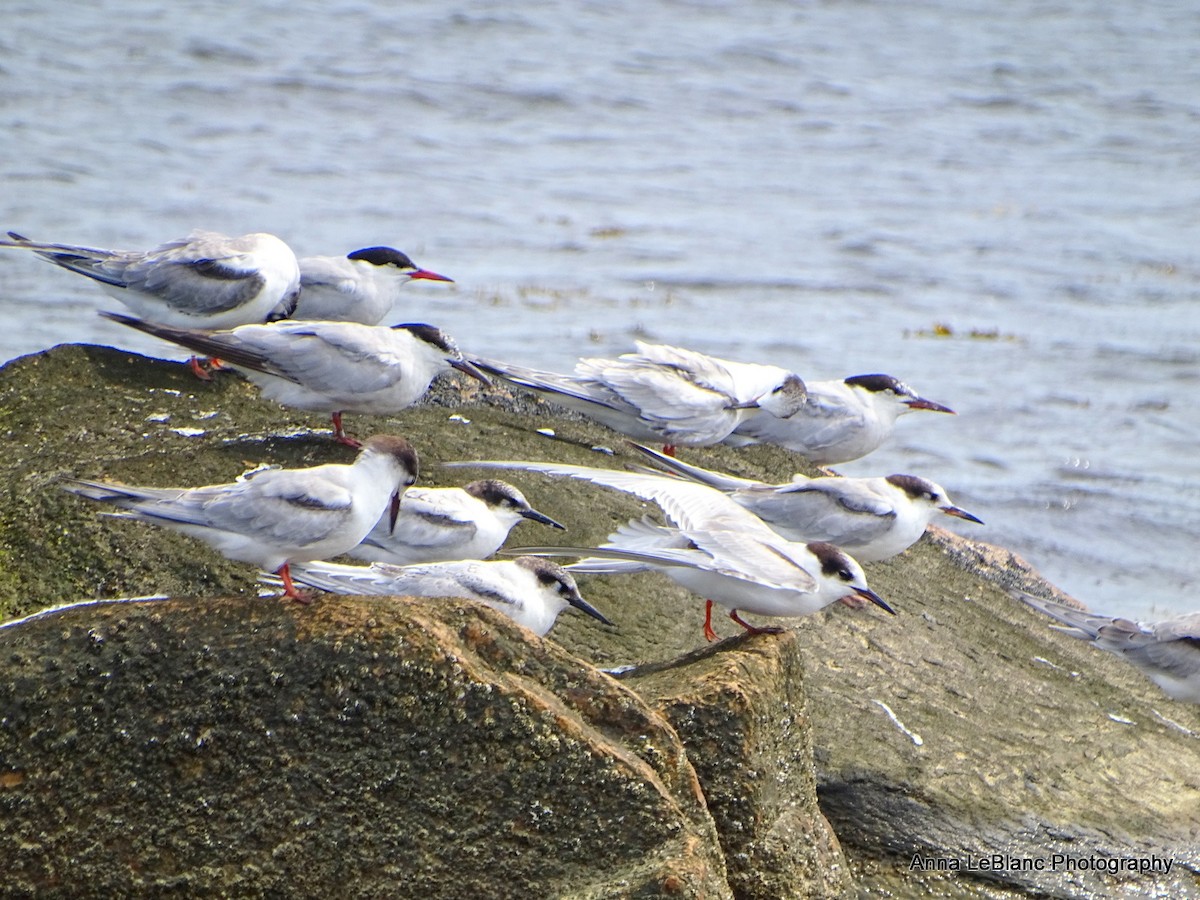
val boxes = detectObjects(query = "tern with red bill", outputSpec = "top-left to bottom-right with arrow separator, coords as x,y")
293,246 -> 454,324
61,435 -> 420,602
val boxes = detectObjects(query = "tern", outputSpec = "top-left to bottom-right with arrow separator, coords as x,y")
276,556 -> 611,636
102,312 -> 490,446
3,229 -> 301,329
727,373 -> 955,464
474,341 -> 807,455
449,458 -> 892,640
629,443 -> 982,561
1016,591 -> 1200,704
293,246 -> 454,324
61,434 -> 420,601
347,479 -> 564,566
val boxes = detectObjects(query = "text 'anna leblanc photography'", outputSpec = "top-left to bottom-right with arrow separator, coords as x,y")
909,853 -> 1175,875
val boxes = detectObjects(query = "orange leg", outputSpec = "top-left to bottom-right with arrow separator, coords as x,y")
703,599 -> 718,642
331,412 -> 362,448
276,563 -> 313,604
662,444 -> 677,457
187,356 -> 213,381
729,609 -> 783,636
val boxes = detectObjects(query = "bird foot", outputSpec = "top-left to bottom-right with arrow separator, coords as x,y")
729,610 -> 784,636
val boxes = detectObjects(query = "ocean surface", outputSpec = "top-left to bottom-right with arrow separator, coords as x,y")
2,0 -> 1197,620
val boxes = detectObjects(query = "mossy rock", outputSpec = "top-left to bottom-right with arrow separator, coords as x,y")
1,344 -> 1198,897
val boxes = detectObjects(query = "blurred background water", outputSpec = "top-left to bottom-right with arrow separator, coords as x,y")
1,0 -> 1196,620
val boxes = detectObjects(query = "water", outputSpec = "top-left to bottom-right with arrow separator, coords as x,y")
1,0 -> 1197,620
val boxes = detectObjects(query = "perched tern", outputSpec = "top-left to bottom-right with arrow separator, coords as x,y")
61,434 -> 420,601
630,443 -> 982,561
1016,591 -> 1200,704
450,458 -> 892,640
293,246 -> 454,324
727,373 -> 955,464
102,312 -> 490,446
347,479 -> 564,566
3,229 -> 301,329
474,341 -> 807,455
275,556 -> 611,636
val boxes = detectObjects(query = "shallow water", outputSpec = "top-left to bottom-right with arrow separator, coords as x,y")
1,0 -> 1197,620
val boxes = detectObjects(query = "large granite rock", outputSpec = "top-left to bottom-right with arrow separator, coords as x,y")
1,344 -> 1198,897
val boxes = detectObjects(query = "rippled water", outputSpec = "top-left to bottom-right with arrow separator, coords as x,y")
2,0 -> 1197,619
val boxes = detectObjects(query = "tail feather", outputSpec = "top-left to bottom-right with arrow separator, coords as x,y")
99,311 -> 283,377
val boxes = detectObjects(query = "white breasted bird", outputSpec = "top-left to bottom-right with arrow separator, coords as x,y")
62,434 -> 420,601
101,312 -> 490,446
629,442 -> 982,562
347,479 -> 564,566
293,246 -> 453,324
450,458 -> 892,641
277,556 -> 611,636
474,341 -> 807,455
727,373 -> 955,464
3,229 -> 301,329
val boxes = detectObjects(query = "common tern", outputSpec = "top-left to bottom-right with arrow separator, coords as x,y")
293,247 -> 454,324
347,479 -> 564,566
1016,591 -> 1200,704
630,443 -> 982,561
102,312 -> 490,446
61,434 -> 420,601
3,229 -> 301,329
450,459 -> 892,640
474,341 -> 807,455
727,373 -> 955,464
274,556 -> 611,636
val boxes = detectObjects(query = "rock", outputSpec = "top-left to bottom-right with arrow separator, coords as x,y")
2,343 -> 1199,897
626,632 -> 852,899
0,595 -> 732,898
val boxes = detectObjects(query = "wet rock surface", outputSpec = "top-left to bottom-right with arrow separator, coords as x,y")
1,344 -> 1198,897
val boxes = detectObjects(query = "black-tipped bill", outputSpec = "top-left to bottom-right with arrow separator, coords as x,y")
943,506 -> 983,524
450,357 -> 493,385
520,508 -> 565,530
857,587 -> 895,615
906,397 -> 955,414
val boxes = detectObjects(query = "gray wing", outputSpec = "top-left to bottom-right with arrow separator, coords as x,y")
361,489 -> 479,553
474,357 -> 640,418
553,530 -> 818,591
449,459 -> 773,537
735,386 -> 865,450
196,468 -> 356,546
737,479 -> 897,545
288,559 -> 511,606
298,254 -> 354,291
118,233 -> 270,316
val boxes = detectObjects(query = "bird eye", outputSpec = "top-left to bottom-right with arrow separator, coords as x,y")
839,568 -> 854,581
